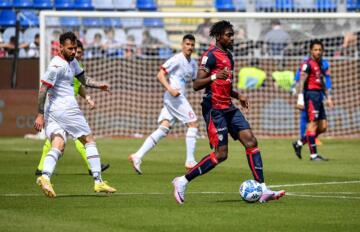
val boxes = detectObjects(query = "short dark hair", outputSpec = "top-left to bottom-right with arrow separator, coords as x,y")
310,39 -> 324,50
59,31 -> 77,45
209,20 -> 233,38
35,33 -> 39,39
76,39 -> 83,50
182,34 -> 195,42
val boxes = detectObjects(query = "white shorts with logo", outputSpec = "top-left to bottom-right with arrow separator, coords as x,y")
44,107 -> 91,143
157,92 -> 197,126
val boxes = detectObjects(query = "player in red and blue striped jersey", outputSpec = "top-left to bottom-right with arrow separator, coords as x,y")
291,56 -> 332,159
295,40 -> 334,161
171,20 -> 285,204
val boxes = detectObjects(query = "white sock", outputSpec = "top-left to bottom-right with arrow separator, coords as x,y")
42,148 -> 62,179
85,142 -> 102,182
185,127 -> 198,163
134,125 -> 169,159
310,154 -> 318,159
179,175 -> 189,184
297,140 -> 303,146
260,183 -> 268,192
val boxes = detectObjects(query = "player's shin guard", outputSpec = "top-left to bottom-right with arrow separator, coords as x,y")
42,148 -> 62,178
134,125 -> 169,159
246,147 -> 264,183
185,127 -> 198,163
306,131 -> 317,156
185,152 -> 218,182
85,142 -> 102,182
37,139 -> 52,170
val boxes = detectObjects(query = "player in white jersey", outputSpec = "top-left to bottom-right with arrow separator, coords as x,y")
129,34 -> 199,174
34,32 -> 116,198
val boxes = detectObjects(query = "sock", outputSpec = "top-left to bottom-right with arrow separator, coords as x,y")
134,125 -> 169,159
85,142 -> 102,183
300,136 -> 307,145
37,139 -> 52,170
306,131 -> 317,156
75,139 -> 91,170
185,152 -> 218,182
185,127 -> 198,163
42,148 -> 62,178
246,147 -> 264,183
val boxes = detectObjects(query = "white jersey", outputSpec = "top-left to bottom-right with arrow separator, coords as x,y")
161,52 -> 198,96
41,56 -> 84,112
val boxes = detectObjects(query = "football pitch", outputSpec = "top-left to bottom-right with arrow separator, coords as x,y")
0,137 -> 359,232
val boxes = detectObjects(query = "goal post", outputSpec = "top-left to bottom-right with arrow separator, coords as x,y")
39,11 -> 360,138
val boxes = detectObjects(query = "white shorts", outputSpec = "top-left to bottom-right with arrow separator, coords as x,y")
157,93 -> 197,126
45,107 -> 92,143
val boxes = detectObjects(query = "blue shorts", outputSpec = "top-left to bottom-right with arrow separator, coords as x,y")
304,90 -> 327,122
202,101 -> 251,149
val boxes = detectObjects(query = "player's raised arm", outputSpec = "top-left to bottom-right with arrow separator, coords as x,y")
34,83 -> 49,131
157,68 -> 180,97
75,73 -> 110,92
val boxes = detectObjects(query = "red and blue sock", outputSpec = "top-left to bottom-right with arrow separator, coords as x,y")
246,147 -> 264,183
306,131 -> 317,155
185,152 -> 218,182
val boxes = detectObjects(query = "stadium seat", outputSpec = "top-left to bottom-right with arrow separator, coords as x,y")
54,0 -> 75,10
92,0 -> 113,10
23,27 -> 39,43
276,0 -> 294,11
74,0 -> 93,10
136,0 -> 157,11
33,0 -> 53,9
256,0 -> 275,11
60,17 -> 81,27
0,10 -> 16,27
0,0 -> 13,9
121,18 -> 143,28
215,0 -> 236,11
103,18 -> 122,27
149,28 -> 170,45
83,18 -> 102,27
143,18 -> 164,27
294,0 -> 316,11
233,0 -> 246,11
316,0 -> 336,11
20,10 -> 39,27
158,47 -> 173,59
13,0 -> 33,8
113,0 -> 136,10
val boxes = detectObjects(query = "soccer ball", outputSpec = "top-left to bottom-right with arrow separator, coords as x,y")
239,180 -> 263,203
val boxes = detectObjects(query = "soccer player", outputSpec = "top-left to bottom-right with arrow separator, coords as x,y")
34,32 -> 116,198
291,56 -> 332,159
128,34 -> 199,174
171,21 -> 285,204
35,40 -> 110,176
294,39 -> 334,161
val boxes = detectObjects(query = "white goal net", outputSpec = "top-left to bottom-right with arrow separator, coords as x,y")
40,11 -> 360,138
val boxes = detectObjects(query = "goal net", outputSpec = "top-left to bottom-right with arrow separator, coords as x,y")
40,11 -> 360,138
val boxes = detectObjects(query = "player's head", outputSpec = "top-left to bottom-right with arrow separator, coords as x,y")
309,39 -> 324,61
210,20 -> 234,50
75,39 -> 83,61
182,34 -> 195,58
59,31 -> 77,61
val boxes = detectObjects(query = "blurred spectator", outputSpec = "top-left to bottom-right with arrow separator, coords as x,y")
28,33 -> 40,58
86,33 -> 104,58
51,30 -> 61,57
311,21 -> 327,37
0,33 -> 6,57
141,29 -> 163,57
124,34 -> 137,59
264,19 -> 291,56
340,22 -> 357,57
233,25 -> 249,56
102,28 -> 122,57
271,60 -> 295,91
1,36 -> 28,57
195,17 -> 212,44
238,58 -> 266,89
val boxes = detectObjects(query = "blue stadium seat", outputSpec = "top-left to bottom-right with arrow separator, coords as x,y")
0,10 -> 16,27
74,0 -> 93,10
60,17 -> 81,27
20,10 -> 39,27
215,0 -> 236,11
233,0 -> 246,11
93,0 -> 113,10
143,18 -> 164,27
83,18 -> 102,27
256,0 -> 276,11
13,0 -> 33,8
113,0 -> 136,10
54,0 -> 75,10
0,0 -> 13,9
136,0 -> 157,11
347,0 -> 360,11
103,18 -> 122,27
316,0 -> 336,11
33,0 -> 53,9
276,0 -> 294,11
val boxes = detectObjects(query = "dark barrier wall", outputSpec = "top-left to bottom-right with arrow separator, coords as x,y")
0,59 -> 39,89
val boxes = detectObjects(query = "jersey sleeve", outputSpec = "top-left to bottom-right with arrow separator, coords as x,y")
72,59 -> 84,77
300,62 -> 311,74
161,56 -> 179,74
191,61 -> 198,81
41,61 -> 63,88
199,52 -> 216,73
294,68 -> 301,82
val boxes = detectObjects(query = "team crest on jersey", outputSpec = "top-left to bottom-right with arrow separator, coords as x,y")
201,56 -> 208,65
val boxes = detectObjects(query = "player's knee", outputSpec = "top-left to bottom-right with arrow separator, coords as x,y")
159,125 -> 170,135
244,137 -> 258,149
215,146 -> 228,162
187,121 -> 199,128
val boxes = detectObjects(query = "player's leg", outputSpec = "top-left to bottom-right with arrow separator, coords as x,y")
78,134 -> 116,193
185,121 -> 199,170
292,109 -> 307,159
35,139 -> 52,175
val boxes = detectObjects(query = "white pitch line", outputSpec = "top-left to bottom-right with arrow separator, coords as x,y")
286,193 -> 360,200
269,180 -> 360,188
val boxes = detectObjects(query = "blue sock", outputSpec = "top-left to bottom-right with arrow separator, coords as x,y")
185,152 -> 218,182
246,147 -> 264,183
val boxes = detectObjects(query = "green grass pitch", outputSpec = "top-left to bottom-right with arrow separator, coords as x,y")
0,137 -> 359,232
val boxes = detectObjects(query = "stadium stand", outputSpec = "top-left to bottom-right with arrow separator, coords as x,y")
54,0 -> 75,10
20,10 -> 39,27
13,0 -> 33,9
92,0 -> 113,10
33,0 -> 53,9
74,0 -> 94,10
215,0 -> 236,11
136,0 -> 157,11
113,0 -> 136,10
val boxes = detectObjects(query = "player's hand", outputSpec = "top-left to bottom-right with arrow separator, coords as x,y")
86,98 -> 95,110
296,104 -> 305,110
34,114 -> 44,132
169,88 -> 180,97
326,97 -> 334,109
99,82 -> 110,92
290,87 -> 297,96
216,69 -> 229,80
239,94 -> 249,111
